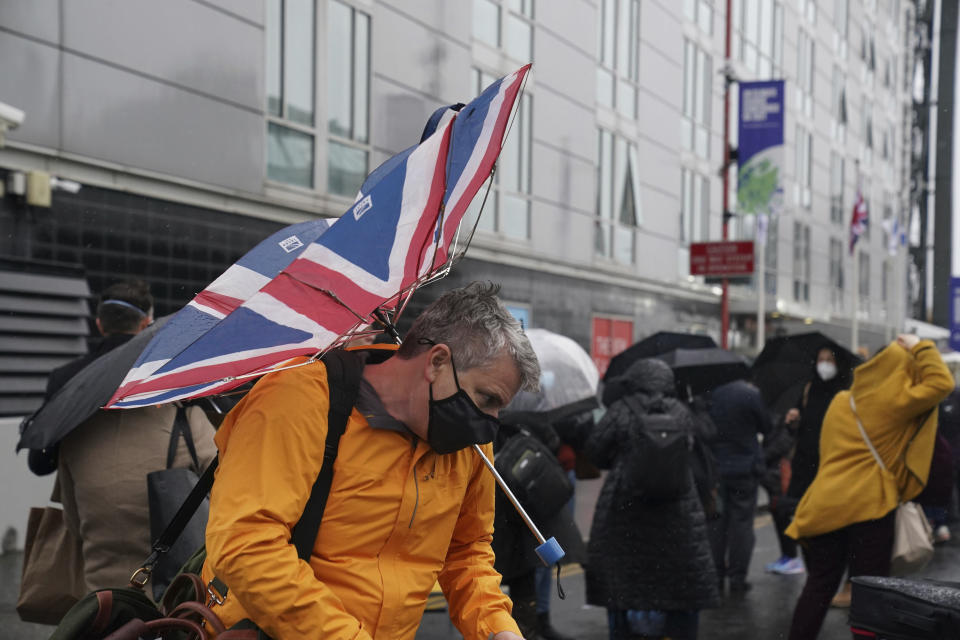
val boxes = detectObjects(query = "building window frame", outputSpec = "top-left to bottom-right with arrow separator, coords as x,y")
596,127 -> 641,263
830,151 -> 845,224
597,0 -> 641,118
680,167 -> 709,245
795,125 -> 812,209
682,38 -> 712,159
793,222 -> 811,302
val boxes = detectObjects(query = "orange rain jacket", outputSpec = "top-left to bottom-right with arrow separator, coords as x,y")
200,357 -> 520,640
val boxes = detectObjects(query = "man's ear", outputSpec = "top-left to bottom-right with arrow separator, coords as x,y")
425,344 -> 452,383
95,317 -> 106,336
137,315 -> 151,333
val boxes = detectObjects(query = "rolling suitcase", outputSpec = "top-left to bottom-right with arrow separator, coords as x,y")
850,576 -> 960,639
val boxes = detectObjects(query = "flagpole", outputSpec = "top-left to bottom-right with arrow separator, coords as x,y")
852,241 -> 859,353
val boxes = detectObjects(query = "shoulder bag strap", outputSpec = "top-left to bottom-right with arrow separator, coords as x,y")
167,406 -> 200,470
850,394 -> 889,477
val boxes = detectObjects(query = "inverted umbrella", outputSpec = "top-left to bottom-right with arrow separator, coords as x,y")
604,331 -> 718,381
108,65 -> 531,409
655,347 -> 749,396
508,329 -> 599,414
751,332 -> 859,405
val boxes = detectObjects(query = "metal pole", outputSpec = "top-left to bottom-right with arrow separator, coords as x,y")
721,0 -> 733,349
472,444 -> 546,545
757,217 -> 766,352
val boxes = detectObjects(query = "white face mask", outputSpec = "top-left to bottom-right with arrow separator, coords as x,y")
817,361 -> 837,381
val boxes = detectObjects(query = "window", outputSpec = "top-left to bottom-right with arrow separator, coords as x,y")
327,0 -> 371,197
473,0 -> 534,61
596,128 -> 641,263
266,0 -> 316,188
831,65 -> 847,141
793,222 -> 810,302
799,0 -> 816,23
597,0 -> 640,117
858,251 -> 870,307
830,151 -> 845,223
465,69 -> 532,239
764,214 -> 779,295
682,39 -> 712,158
795,126 -> 812,208
796,29 -> 814,117
684,0 -> 714,34
882,259 -> 891,303
731,0 -> 783,77
829,237 -> 845,311
680,168 -> 709,244
834,0 -> 848,56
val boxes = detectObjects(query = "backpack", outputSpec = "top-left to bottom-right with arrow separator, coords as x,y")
48,349 -> 366,640
495,427 -> 574,523
620,395 -> 693,502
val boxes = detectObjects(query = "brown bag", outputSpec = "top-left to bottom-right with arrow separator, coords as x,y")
17,506 -> 87,625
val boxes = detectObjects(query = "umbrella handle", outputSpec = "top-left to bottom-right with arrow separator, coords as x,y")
471,444 -> 565,566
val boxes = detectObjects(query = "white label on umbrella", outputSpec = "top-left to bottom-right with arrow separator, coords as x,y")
279,235 -> 304,253
353,194 -> 373,220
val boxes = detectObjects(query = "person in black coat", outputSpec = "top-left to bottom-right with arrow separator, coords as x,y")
706,378 -> 770,593
585,359 -> 719,640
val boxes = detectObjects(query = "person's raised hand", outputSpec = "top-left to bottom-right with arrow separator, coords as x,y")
785,408 -> 800,425
896,334 -> 920,351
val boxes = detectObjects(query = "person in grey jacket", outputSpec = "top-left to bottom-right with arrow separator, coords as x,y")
585,359 -> 719,640
706,378 -> 771,594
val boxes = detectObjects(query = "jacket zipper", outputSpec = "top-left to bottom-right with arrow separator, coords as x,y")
409,438 -> 419,528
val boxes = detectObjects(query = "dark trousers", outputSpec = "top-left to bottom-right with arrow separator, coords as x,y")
788,510 -> 896,640
708,473 -> 758,585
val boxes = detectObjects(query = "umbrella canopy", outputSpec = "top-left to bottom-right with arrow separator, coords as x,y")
18,316 -> 171,450
750,332 -> 859,406
508,329 -> 599,414
604,331 -> 717,381
108,65 -> 531,409
655,347 -> 749,396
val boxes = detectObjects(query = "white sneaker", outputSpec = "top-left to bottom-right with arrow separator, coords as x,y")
935,525 -> 951,543
772,557 -> 806,575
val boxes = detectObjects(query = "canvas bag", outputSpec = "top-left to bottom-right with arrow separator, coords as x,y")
850,396 -> 934,576
146,406 -> 208,600
17,505 -> 87,624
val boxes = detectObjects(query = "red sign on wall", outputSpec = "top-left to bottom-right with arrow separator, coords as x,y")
592,316 -> 633,377
690,241 -> 755,277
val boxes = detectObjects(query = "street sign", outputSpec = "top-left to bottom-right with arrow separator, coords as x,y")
690,241 -> 755,277
950,277 -> 960,351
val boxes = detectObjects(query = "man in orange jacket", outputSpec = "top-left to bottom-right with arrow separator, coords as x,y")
202,282 -> 541,639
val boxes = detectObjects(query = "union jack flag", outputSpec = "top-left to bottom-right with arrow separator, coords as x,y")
849,187 -> 868,255
107,64 -> 531,409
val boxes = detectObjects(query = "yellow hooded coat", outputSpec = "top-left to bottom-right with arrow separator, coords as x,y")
200,358 -> 520,639
786,340 -> 953,540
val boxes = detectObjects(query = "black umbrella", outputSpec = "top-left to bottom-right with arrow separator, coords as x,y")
604,331 -> 718,381
750,332 -> 860,406
18,316 -> 173,450
655,347 -> 749,396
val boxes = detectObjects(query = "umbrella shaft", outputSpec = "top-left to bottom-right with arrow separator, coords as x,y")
471,444 -> 547,546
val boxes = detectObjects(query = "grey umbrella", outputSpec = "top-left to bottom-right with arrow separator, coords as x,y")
17,316 -> 173,450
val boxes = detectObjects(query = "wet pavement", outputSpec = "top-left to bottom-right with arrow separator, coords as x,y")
3,484 -> 959,639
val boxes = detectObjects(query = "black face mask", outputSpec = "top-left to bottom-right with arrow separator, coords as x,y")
426,355 -> 501,455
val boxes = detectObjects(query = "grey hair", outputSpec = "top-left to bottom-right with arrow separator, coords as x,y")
398,282 -> 540,392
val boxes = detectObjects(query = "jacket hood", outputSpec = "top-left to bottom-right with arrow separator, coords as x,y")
851,341 -> 913,400
621,358 -> 675,396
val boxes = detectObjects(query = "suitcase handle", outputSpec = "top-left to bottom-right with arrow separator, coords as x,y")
891,606 -> 938,632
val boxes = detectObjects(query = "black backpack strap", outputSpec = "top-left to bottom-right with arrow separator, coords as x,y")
289,349 -> 364,559
166,406 -> 200,470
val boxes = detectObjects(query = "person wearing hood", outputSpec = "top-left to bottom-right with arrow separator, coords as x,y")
786,335 -> 953,640
585,358 -> 719,640
767,346 -> 852,576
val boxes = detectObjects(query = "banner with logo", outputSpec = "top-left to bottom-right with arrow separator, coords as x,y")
738,80 -> 785,217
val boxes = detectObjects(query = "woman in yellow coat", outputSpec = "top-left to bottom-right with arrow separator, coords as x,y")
785,334 -> 953,640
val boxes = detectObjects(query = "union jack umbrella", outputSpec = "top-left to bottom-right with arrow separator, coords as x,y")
107,64 -> 531,409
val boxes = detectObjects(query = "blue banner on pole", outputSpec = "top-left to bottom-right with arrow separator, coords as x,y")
950,277 -> 960,351
738,80 -> 785,218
